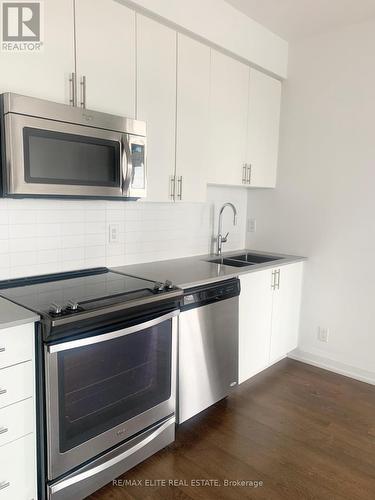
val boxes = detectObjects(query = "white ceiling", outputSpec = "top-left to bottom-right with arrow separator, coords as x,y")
225,0 -> 375,41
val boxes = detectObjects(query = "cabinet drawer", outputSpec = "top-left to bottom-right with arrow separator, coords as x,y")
0,324 -> 34,369
0,433 -> 36,500
0,398 -> 34,447
0,362 -> 34,410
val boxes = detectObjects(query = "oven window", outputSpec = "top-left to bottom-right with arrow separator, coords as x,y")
57,320 -> 172,452
23,127 -> 120,186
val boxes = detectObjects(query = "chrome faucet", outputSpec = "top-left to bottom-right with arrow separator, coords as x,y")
216,203 -> 238,255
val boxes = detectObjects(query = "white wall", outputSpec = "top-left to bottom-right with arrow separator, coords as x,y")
0,186 -> 247,280
117,0 -> 288,78
246,19 -> 375,379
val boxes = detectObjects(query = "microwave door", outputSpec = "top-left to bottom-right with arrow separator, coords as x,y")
3,113 -> 124,198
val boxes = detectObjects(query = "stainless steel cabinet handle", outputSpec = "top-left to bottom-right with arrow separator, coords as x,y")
0,427 -> 9,435
80,75 -> 87,109
271,270 -> 276,290
276,269 -> 281,289
69,72 -> 77,107
242,164 -> 247,184
247,164 -> 252,184
0,481 -> 10,491
0,347 -> 5,353
0,388 -> 7,395
177,175 -> 183,200
169,175 -> 176,200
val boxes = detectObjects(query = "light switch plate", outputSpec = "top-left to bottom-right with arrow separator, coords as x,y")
318,327 -> 329,343
108,223 -> 120,244
247,218 -> 257,233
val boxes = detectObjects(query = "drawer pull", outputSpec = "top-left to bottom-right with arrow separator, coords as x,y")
0,426 -> 8,435
0,388 -> 7,395
0,481 -> 10,490
0,347 -> 5,353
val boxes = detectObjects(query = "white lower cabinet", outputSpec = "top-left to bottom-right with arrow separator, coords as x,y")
270,263 -> 304,364
0,362 -> 33,409
0,324 -> 34,369
0,434 -> 36,500
0,398 -> 35,447
0,322 -> 37,500
239,262 -> 304,384
239,269 -> 273,383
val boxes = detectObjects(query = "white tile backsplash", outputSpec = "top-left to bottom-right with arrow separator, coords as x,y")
0,186 -> 248,280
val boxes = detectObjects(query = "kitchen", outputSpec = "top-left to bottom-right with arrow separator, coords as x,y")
0,1 -> 375,499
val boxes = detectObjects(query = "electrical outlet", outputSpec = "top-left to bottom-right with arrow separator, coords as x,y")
318,327 -> 329,343
247,218 -> 257,233
108,223 -> 120,244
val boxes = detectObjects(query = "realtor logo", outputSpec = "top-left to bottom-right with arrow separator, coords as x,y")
1,1 -> 43,51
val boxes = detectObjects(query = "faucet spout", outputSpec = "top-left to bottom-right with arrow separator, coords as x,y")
216,203 -> 238,256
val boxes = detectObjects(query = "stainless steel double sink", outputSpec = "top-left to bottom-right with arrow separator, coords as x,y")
206,252 -> 282,268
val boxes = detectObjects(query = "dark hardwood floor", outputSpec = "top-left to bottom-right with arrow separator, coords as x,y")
88,359 -> 375,500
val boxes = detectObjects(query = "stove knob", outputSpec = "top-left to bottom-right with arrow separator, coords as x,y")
154,282 -> 164,293
66,300 -> 79,311
49,303 -> 63,315
164,280 -> 174,290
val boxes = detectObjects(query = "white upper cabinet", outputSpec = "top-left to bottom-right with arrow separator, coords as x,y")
175,35 -> 210,203
75,0 -> 136,117
208,50 -> 249,187
0,0 -> 75,104
137,15 -> 176,202
246,69 -> 282,188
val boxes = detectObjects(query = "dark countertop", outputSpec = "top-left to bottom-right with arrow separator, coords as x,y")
0,297 -> 39,330
112,249 -> 306,289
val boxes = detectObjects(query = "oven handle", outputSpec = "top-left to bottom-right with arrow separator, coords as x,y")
47,310 -> 179,353
49,415 -> 175,496
121,133 -> 133,195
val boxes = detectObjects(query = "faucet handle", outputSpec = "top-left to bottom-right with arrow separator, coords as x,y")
222,232 -> 229,243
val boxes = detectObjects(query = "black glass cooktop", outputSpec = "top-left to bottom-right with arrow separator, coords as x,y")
0,268 -> 167,317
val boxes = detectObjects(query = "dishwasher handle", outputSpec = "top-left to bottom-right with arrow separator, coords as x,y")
181,278 -> 240,311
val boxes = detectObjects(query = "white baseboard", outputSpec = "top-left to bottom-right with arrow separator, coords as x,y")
288,349 -> 375,386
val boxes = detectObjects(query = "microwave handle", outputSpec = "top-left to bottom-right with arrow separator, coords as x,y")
121,134 -> 133,195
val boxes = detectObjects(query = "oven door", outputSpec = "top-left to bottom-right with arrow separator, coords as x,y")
3,113 -> 132,198
45,310 -> 178,480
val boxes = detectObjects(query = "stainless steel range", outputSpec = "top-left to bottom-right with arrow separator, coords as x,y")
0,268 -> 182,500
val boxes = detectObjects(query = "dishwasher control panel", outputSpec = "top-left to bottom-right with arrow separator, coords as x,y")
182,278 -> 240,310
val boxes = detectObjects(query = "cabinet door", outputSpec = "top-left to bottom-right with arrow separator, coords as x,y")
0,0 -> 75,104
75,0 -> 135,116
175,35 -> 210,203
270,262 -> 304,364
247,69 -> 281,188
137,15 -> 176,202
0,434 -> 36,500
239,270 -> 273,383
208,50 -> 249,187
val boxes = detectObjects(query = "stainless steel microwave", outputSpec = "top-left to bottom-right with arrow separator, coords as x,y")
0,93 -> 147,199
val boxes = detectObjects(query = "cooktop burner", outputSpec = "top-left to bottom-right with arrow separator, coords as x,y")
0,267 -> 177,318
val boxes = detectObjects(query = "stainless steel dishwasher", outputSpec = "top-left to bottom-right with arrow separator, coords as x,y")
178,278 -> 240,424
